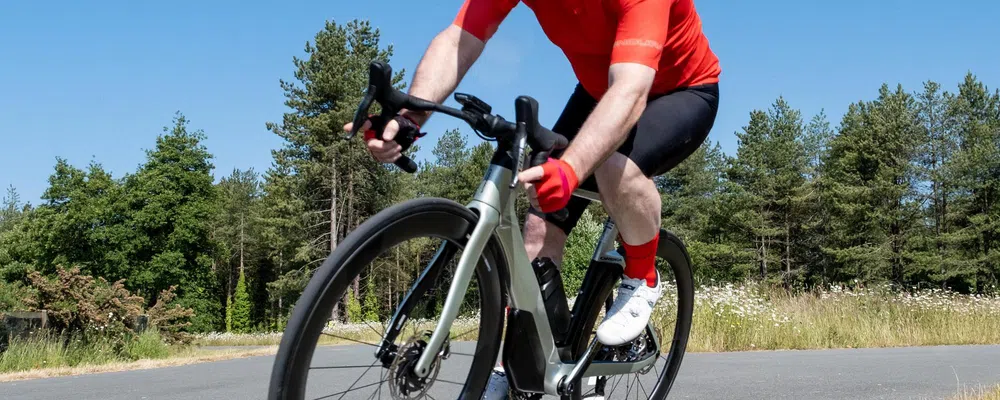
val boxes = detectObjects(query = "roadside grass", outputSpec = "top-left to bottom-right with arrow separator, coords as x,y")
193,317 -> 482,347
660,282 -> 1000,352
6,283 -> 999,380
952,384 -> 1000,400
195,283 -> 1000,354
0,318 -> 483,380
0,330 -> 175,374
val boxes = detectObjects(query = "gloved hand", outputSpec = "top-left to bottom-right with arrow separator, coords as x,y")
343,114 -> 423,163
518,158 -> 580,213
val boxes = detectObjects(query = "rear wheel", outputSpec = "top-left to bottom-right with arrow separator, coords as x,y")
267,198 -> 507,400
567,230 -> 695,400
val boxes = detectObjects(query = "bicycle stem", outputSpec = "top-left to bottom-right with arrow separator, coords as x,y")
412,205 -> 501,377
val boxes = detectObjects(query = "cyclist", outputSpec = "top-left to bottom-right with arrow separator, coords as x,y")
347,0 -> 720,346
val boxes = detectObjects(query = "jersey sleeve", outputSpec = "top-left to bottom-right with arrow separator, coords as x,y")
611,0 -> 672,70
452,0 -> 519,42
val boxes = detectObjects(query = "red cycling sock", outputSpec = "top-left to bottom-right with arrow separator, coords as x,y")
622,232 -> 659,288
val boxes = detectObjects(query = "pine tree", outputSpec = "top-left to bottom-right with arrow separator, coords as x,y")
823,85 -> 921,284
232,268 -> 252,333
0,186 -> 22,233
726,97 -> 808,282
793,111 -> 835,285
214,168 -> 262,326
561,209 -> 603,294
943,74 -> 1000,291
259,163 -> 308,323
908,81 -> 961,288
657,141 -> 746,281
264,19 -> 404,321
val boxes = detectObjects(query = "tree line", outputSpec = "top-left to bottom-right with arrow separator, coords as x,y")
1,19 -> 998,333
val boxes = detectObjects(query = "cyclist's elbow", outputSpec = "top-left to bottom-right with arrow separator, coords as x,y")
608,63 -> 654,101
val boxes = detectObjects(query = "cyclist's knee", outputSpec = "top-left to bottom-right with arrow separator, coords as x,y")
594,154 -> 654,208
524,213 -> 568,263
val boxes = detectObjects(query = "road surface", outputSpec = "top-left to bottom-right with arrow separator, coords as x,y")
2,344 -> 998,399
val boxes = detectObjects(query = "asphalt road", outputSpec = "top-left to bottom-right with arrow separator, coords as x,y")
2,344 -> 998,400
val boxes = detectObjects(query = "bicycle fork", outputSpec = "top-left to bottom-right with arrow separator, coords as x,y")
409,204 -> 501,377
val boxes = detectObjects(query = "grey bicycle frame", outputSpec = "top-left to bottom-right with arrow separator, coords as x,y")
411,140 -> 660,395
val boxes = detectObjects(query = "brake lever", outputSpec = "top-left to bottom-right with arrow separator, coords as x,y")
346,84 -> 377,141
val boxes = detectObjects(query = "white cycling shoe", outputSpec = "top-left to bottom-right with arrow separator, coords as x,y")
595,269 -> 662,346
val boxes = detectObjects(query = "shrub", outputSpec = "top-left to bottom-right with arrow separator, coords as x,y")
362,274 -> 378,322
346,289 -> 362,323
561,209 -> 603,294
21,266 -> 195,346
25,266 -> 144,349
146,286 -> 196,345
225,294 -> 233,332
0,280 -> 34,312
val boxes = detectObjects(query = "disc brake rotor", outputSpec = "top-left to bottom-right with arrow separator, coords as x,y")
388,331 -> 444,400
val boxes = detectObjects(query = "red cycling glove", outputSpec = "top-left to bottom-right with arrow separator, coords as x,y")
363,114 -> 421,142
533,158 -> 580,213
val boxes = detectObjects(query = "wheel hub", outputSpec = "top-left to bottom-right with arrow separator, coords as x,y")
388,332 -> 444,400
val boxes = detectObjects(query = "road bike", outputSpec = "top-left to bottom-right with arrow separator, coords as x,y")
267,60 -> 695,400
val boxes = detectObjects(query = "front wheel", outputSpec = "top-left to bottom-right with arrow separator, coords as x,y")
268,198 -> 507,400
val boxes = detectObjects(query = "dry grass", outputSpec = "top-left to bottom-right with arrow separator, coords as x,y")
194,316 -> 482,347
0,317 -> 482,381
0,330 -> 175,374
951,384 -> 1000,400
198,283 -> 1000,355
0,346 -> 277,382
653,282 -> 1000,352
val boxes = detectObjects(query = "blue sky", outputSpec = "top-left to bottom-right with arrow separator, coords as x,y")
2,0 -> 998,205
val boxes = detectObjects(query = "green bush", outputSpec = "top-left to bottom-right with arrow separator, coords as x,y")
562,209 -> 604,294
0,280 -> 34,312
346,289 -> 362,323
225,294 -> 233,332
362,275 -> 378,322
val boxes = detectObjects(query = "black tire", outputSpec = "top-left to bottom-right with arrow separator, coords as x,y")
649,230 -> 695,398
267,197 -> 507,400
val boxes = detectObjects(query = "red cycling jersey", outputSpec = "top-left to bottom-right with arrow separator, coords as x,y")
453,0 -> 721,99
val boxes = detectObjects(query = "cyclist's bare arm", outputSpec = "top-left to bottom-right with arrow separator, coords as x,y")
557,63 -> 654,178
527,0 -> 667,179
354,24 -> 485,162
402,24 -> 486,125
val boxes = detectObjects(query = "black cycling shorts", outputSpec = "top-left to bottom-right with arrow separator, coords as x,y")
540,82 -> 720,235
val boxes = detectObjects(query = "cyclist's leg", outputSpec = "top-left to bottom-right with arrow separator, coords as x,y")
593,83 -> 720,345
523,83 -> 597,265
